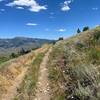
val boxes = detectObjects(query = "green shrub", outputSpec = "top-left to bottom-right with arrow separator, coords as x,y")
10,53 -> 18,58
0,56 -> 9,64
58,37 -> 64,41
83,26 -> 89,32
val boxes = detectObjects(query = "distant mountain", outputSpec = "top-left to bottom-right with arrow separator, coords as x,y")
0,37 -> 54,56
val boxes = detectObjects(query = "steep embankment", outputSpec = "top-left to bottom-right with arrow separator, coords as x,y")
0,45 -> 50,100
48,26 -> 100,100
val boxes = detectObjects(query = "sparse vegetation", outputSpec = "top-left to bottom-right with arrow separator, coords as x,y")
0,56 -> 9,64
48,26 -> 100,100
0,49 -> 31,65
18,48 -> 31,56
10,53 -> 18,58
48,43 -> 66,100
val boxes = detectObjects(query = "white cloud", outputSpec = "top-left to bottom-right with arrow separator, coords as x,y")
6,0 -> 47,12
26,23 -> 38,26
92,7 -> 99,10
61,0 -> 73,12
57,28 -> 66,32
29,5 -> 47,12
16,6 -> 24,9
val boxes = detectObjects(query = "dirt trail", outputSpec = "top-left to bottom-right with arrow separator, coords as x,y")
0,46 -> 49,100
34,48 -> 52,100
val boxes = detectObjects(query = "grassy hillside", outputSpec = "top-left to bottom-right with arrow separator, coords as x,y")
48,26 -> 100,100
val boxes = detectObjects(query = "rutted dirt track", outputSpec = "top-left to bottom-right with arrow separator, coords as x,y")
34,48 -> 52,100
0,46 -> 49,100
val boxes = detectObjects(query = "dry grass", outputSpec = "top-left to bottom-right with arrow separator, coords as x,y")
0,49 -> 36,98
48,26 -> 100,100
0,45 -> 50,99
13,45 -> 50,100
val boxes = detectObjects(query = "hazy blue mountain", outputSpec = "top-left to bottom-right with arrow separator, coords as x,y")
0,37 -> 54,56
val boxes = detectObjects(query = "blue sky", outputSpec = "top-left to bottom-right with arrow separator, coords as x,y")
0,0 -> 100,39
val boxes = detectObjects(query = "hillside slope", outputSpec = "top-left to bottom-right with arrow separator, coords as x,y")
0,45 -> 50,100
48,26 -> 100,100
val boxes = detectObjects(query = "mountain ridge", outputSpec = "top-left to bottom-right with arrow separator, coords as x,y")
0,37 -> 54,56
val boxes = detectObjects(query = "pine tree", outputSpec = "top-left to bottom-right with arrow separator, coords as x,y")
77,28 -> 81,33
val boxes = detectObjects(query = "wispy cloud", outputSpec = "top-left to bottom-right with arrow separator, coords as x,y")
0,0 -> 3,2
92,7 -> 99,10
50,12 -> 54,15
6,0 -> 47,12
0,9 -> 5,14
26,23 -> 38,26
16,6 -> 24,9
0,9 -> 5,11
49,12 -> 55,19
57,28 -> 66,32
61,0 -> 73,12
